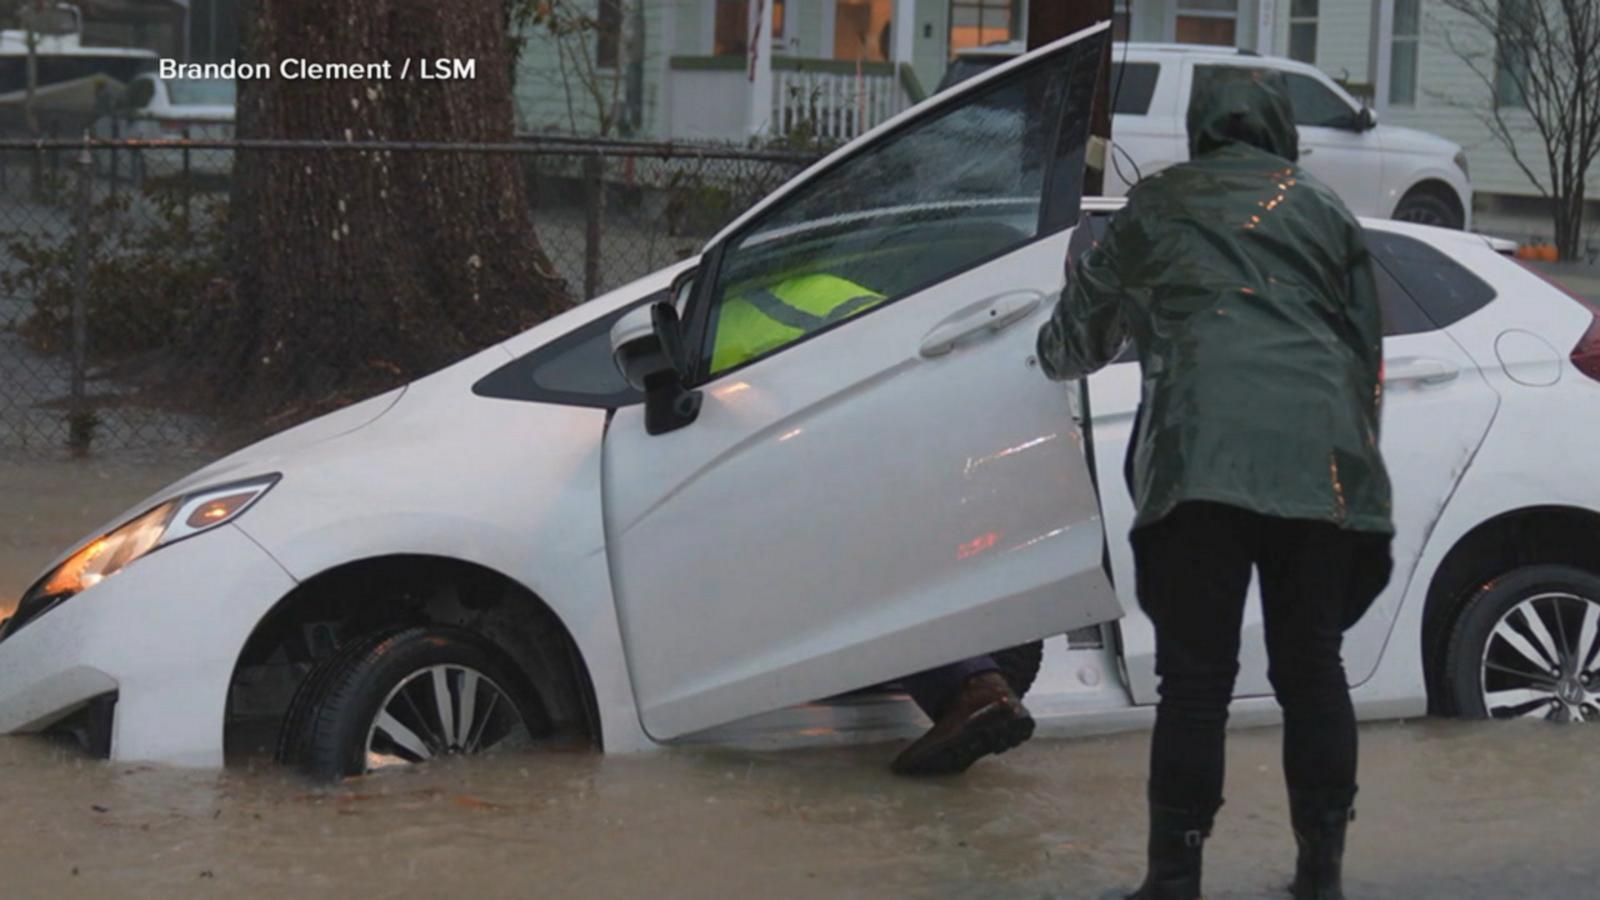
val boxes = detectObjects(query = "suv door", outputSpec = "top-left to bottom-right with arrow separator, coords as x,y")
603,26 -> 1121,740
1192,62 -> 1382,217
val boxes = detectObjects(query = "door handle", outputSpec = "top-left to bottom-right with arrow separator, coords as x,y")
919,291 -> 1043,358
1386,356 -> 1459,385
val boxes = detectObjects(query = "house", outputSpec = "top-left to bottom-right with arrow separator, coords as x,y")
518,1 -> 1594,243
513,0 -> 1021,144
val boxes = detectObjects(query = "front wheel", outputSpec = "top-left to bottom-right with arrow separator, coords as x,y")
1444,565 -> 1600,722
1393,189 -> 1464,229
278,626 -> 548,780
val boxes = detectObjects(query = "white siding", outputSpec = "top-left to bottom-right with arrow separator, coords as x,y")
514,0 -> 671,138
1275,0 -> 1598,200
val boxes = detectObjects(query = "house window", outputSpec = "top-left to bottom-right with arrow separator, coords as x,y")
597,0 -> 622,69
1113,1 -> 1130,41
714,0 -> 788,57
836,0 -> 895,61
1288,0 -> 1317,63
1388,0 -> 1419,105
949,0 -> 1020,54
1494,0 -> 1529,107
1174,0 -> 1237,47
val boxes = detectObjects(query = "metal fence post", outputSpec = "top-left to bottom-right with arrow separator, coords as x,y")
583,153 -> 603,301
68,139 -> 95,455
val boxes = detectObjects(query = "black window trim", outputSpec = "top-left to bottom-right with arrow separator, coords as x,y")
1364,229 -> 1498,331
470,288 -> 671,409
679,28 -> 1108,388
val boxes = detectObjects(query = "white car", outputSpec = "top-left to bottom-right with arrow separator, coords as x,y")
92,73 -> 234,179
2,25 -> 1597,778
941,42 -> 1474,229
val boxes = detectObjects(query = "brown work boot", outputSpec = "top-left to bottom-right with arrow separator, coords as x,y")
891,671 -> 1034,776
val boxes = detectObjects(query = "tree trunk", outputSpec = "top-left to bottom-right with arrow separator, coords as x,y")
1552,181 -> 1586,262
220,0 -> 569,413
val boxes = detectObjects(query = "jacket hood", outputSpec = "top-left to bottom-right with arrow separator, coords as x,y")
1186,68 -> 1300,162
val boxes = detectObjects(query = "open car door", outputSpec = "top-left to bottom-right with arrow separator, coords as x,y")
602,24 -> 1119,740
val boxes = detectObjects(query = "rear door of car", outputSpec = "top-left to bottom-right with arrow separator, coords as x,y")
603,25 -> 1122,740
1085,223 -> 1500,702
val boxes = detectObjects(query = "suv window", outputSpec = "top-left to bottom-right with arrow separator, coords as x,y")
1111,62 -> 1160,115
1282,72 -> 1355,127
696,45 -> 1099,378
1367,231 -> 1497,328
1193,65 -> 1355,128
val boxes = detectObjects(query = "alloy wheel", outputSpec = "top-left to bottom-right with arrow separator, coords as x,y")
1479,592 -> 1600,721
363,664 -> 527,772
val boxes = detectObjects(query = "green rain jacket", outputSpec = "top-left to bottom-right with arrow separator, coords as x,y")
1037,71 -> 1393,535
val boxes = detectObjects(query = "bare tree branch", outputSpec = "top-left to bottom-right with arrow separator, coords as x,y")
1437,0 -> 1600,258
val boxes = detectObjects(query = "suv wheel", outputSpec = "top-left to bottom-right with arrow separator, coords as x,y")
1444,565 -> 1600,722
1393,189 -> 1463,229
278,625 -> 549,780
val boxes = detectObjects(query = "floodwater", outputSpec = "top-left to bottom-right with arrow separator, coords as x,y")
3,458 -> 1598,898
1,721 -> 1597,899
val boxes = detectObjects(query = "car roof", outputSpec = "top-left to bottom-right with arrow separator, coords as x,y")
1083,195 -> 1512,254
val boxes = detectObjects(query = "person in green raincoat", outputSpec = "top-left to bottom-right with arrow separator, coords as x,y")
1037,70 -> 1393,900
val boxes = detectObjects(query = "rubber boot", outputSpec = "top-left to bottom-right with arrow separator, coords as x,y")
1109,803 -> 1213,900
1288,788 -> 1356,900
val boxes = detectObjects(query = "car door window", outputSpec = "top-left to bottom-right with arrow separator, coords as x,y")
695,50 -> 1097,378
1367,231 -> 1497,328
1193,65 -> 1354,128
1281,72 -> 1356,127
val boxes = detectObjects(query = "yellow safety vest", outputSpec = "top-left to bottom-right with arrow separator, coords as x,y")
710,273 -> 884,375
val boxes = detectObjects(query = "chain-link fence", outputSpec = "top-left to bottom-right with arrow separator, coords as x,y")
0,134 -> 814,457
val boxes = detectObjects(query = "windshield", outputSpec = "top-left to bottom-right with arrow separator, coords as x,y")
165,78 -> 236,106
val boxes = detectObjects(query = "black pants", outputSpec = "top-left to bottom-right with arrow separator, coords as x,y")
1131,501 -> 1391,817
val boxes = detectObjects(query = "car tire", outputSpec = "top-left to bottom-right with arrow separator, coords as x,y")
280,625 -> 549,780
1444,565 -> 1600,722
1393,189 -> 1463,229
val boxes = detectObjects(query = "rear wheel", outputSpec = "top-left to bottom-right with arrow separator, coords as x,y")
1445,565 -> 1600,722
278,625 -> 548,780
1393,189 -> 1463,229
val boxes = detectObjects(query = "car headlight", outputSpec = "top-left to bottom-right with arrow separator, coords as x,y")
36,474 -> 280,601
1453,150 -> 1470,179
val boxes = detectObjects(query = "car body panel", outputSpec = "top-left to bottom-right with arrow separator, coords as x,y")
1087,219 -> 1506,702
605,233 -> 1122,739
0,525 -> 294,765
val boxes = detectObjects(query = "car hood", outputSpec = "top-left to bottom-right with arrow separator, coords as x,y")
1376,124 -> 1460,157
25,381 -> 417,581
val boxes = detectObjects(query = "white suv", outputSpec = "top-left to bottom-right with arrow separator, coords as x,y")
941,42 -> 1473,229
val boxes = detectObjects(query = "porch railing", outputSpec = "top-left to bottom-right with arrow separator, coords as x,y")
667,56 -> 928,143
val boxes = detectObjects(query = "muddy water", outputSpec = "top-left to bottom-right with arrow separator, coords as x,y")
1,719 -> 1596,899
3,460 -> 1598,898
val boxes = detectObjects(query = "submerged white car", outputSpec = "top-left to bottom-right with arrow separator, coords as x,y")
3,24 -> 1598,777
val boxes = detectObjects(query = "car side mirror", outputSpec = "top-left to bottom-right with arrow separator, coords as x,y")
610,301 -> 703,435
1353,106 -> 1377,132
